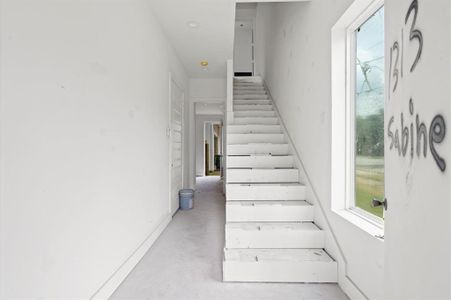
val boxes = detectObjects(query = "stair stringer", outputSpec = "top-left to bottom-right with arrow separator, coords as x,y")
261,79 -> 367,300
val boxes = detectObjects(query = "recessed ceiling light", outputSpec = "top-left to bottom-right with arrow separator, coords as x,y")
187,21 -> 199,28
200,60 -> 209,69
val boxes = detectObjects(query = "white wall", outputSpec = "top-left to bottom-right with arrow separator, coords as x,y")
196,103 -> 224,115
256,2 -> 384,299
190,78 -> 227,100
384,0 -> 451,299
236,3 -> 257,21
0,0 -> 188,298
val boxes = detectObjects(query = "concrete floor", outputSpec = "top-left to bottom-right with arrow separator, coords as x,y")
111,176 -> 349,300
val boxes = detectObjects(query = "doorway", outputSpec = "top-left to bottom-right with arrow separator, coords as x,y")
169,75 -> 184,215
204,122 -> 222,177
234,21 -> 254,76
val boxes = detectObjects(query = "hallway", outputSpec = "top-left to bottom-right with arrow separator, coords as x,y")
111,177 -> 348,300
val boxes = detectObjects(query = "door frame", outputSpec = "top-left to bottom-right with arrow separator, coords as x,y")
168,72 -> 185,215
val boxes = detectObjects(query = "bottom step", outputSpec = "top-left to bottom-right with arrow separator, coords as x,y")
223,249 -> 337,283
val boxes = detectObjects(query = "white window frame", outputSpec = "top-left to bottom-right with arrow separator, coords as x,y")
331,0 -> 384,237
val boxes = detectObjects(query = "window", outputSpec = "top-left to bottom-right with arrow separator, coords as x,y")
351,7 -> 385,219
331,0 -> 384,235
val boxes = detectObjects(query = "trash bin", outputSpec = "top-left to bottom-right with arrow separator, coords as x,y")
179,189 -> 194,210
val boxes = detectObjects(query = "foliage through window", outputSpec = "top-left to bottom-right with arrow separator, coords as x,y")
353,6 -> 384,219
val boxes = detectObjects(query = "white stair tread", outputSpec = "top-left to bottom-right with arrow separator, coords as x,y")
225,222 -> 324,249
233,111 -> 276,117
228,132 -> 284,135
227,168 -> 299,183
227,167 -> 295,170
226,200 -> 314,222
227,124 -> 281,133
224,248 -> 333,263
235,96 -> 269,100
227,182 -> 304,186
223,249 -> 337,283
234,90 -> 266,93
234,104 -> 273,111
226,183 -> 306,201
234,100 -> 271,105
234,117 -> 278,123
228,133 -> 284,136
226,222 -> 319,231
227,133 -> 285,144
226,200 -> 311,206
234,104 -> 273,108
227,143 -> 290,155
227,155 -> 294,168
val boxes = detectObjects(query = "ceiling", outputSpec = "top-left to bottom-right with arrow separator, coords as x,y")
149,0 -> 236,78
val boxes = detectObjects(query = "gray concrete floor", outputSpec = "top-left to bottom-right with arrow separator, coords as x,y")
111,176 -> 349,300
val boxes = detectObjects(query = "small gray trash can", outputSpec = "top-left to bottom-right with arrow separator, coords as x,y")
179,189 -> 194,210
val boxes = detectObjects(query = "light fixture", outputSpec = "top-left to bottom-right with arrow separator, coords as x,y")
200,60 -> 209,70
187,21 -> 199,28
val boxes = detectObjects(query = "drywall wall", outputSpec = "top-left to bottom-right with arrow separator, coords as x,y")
255,2 -> 384,299
236,3 -> 257,20
190,78 -> 227,100
384,0 -> 451,298
0,0 -> 188,298
196,103 -> 224,115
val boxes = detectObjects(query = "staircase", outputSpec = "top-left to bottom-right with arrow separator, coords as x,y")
222,77 -> 338,283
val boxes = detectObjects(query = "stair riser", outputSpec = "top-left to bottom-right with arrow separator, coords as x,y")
227,134 -> 285,144
234,90 -> 267,94
233,111 -> 276,118
223,262 -> 338,283
234,105 -> 273,111
234,87 -> 265,91
227,124 -> 281,133
234,89 -> 266,93
226,203 -> 314,222
235,95 -> 269,100
225,227 -> 324,249
233,118 -> 279,125
226,184 -> 306,200
234,100 -> 271,105
227,169 -> 299,183
227,155 -> 294,168
227,144 -> 289,155
234,84 -> 264,87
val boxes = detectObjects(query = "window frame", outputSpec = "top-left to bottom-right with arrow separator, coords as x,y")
331,0 -> 384,236
347,2 -> 385,225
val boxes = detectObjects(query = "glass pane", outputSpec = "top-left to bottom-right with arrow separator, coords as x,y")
354,7 -> 384,218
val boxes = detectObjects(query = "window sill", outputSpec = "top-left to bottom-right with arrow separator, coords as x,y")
333,208 -> 384,239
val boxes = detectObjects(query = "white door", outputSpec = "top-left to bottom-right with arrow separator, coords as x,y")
385,0 -> 451,298
170,77 -> 184,215
234,21 -> 254,75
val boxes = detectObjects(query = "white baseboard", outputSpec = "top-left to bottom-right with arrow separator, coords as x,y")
340,275 -> 367,300
90,214 -> 172,299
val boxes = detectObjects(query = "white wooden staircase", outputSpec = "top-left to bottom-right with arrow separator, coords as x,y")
223,77 -> 338,283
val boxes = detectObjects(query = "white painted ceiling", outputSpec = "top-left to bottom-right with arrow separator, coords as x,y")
149,0 -> 236,78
